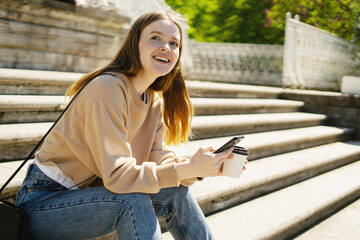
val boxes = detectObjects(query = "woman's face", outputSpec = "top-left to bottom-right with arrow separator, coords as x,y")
138,19 -> 181,78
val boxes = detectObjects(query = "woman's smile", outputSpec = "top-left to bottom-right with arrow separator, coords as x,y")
153,55 -> 170,63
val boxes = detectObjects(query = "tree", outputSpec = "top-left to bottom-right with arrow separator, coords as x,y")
213,0 -> 273,43
266,0 -> 359,44
166,0 -> 273,43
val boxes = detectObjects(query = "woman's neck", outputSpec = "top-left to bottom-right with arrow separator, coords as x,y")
130,71 -> 157,96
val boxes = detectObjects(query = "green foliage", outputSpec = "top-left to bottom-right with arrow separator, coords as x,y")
166,0 -> 273,43
214,0 -> 273,43
267,0 -> 359,44
166,0 -> 360,45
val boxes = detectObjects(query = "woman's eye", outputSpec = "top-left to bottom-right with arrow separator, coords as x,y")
171,42 -> 179,47
151,36 -> 160,40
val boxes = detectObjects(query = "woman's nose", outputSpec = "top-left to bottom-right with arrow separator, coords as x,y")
160,43 -> 170,52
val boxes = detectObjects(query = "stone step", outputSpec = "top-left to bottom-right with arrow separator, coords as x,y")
206,160 -> 360,240
0,95 -> 304,123
186,80 -> 283,99
191,140 -> 360,216
0,95 -> 67,123
191,112 -> 326,139
0,68 -> 283,98
0,122 -> 52,162
163,158 -> 360,239
192,98 -> 304,115
294,197 -> 360,240
170,125 -> 354,160
0,112 -> 328,161
0,68 -> 80,95
0,160 -> 33,201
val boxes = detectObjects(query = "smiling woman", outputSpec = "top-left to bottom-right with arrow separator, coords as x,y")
15,11 -> 238,240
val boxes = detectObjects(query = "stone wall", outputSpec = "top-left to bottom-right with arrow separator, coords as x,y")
0,0 -> 130,72
281,89 -> 360,139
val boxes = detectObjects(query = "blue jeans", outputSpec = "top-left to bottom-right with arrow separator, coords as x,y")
16,164 -> 214,240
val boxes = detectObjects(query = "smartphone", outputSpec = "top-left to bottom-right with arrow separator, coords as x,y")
214,136 -> 244,153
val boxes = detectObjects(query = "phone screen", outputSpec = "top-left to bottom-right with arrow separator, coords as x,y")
214,136 -> 244,153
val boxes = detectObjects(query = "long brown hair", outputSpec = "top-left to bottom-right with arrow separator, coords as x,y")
66,11 -> 193,145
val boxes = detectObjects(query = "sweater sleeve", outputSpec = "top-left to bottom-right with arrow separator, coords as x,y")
82,96 -> 180,194
148,115 -> 178,165
149,113 -> 201,187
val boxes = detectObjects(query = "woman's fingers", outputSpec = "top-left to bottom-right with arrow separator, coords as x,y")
198,145 -> 216,154
189,146 -> 239,178
214,147 -> 234,160
242,160 -> 249,171
218,163 -> 224,175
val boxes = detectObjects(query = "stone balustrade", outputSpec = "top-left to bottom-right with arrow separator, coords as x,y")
185,40 -> 284,87
283,13 -> 359,91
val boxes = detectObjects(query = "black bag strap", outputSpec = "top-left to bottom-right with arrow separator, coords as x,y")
0,73 -> 117,194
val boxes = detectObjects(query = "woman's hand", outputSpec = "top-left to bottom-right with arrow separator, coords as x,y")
175,146 -> 234,180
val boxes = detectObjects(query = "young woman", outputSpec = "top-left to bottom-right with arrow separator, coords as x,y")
16,11 -> 236,240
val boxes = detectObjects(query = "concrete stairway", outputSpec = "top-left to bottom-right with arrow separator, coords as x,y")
0,68 -> 359,239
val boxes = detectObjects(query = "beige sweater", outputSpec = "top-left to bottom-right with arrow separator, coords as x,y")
36,73 -> 195,193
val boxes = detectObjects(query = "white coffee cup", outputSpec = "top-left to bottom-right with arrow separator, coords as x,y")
223,153 -> 247,178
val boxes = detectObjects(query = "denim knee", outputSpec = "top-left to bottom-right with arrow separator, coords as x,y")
112,192 -> 160,240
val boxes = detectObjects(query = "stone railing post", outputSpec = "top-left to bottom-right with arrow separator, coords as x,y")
283,13 -> 305,88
